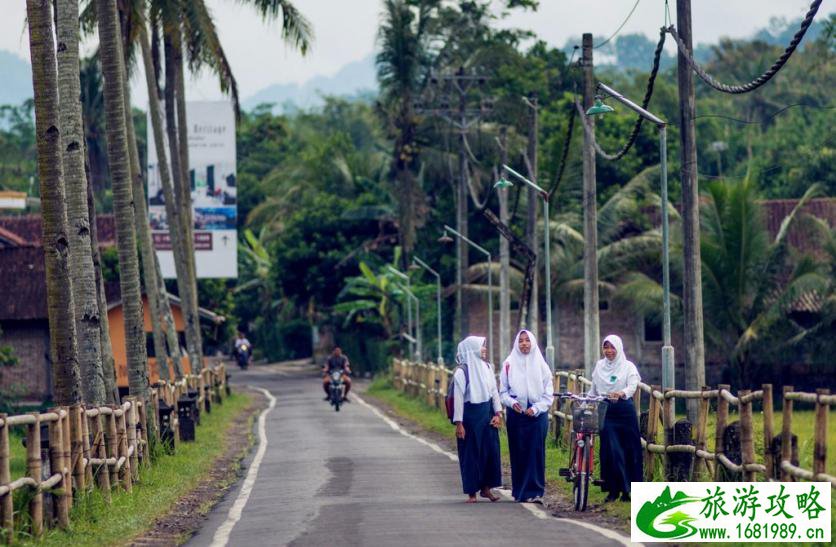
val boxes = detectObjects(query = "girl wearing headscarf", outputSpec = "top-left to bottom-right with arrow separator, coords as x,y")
589,334 -> 643,502
499,330 -> 554,503
452,336 -> 502,503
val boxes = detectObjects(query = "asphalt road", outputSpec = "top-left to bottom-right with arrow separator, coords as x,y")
188,361 -> 626,547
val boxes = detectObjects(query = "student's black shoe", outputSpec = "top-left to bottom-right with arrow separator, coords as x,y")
342,396 -> 351,403
323,396 -> 330,401
620,493 -> 631,502
605,493 -> 619,503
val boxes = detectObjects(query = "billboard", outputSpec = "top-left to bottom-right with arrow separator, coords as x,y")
147,101 -> 237,278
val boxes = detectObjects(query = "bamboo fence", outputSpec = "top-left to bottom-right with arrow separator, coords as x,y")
0,363 -> 227,541
391,359 -> 834,490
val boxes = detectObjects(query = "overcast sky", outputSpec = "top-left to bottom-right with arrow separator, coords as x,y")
0,0 -> 820,107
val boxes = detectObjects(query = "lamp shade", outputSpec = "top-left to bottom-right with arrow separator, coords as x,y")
493,177 -> 514,190
586,98 -> 615,116
438,233 -> 454,244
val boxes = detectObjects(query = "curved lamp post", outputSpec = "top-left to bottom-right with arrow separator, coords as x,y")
586,82 -> 674,394
412,256 -> 443,365
441,224 -> 493,364
388,266 -> 421,362
494,166 -> 554,371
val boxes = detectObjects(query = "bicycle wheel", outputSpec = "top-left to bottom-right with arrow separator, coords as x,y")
574,438 -> 591,511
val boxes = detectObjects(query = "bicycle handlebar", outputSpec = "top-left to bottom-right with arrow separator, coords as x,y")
554,392 -> 607,402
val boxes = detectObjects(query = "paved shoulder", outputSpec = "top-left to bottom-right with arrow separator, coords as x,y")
189,364 -> 624,547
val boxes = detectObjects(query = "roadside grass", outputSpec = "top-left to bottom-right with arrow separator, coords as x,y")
367,376 -> 834,530
6,392 -> 252,546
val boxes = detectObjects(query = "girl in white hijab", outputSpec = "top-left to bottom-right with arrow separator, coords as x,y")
452,336 -> 502,503
499,329 -> 553,503
589,334 -> 643,502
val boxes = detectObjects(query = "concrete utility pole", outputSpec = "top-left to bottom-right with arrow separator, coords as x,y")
497,127 -> 511,361
676,0 -> 705,422
416,68 -> 491,343
581,33 -> 600,377
525,95 -> 540,340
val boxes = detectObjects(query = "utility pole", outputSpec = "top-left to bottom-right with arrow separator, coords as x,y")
525,95 -> 540,340
676,0 -> 705,423
581,33 -> 600,378
497,127 -> 511,361
416,67 -> 491,344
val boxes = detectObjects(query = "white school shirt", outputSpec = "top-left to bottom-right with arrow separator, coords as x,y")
588,360 -> 641,399
453,364 -> 502,423
499,359 -> 554,416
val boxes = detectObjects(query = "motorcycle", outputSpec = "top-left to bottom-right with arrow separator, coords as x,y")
328,370 -> 345,411
235,343 -> 251,370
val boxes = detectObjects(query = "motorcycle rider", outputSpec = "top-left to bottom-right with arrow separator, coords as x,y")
322,347 -> 352,402
234,331 -> 252,367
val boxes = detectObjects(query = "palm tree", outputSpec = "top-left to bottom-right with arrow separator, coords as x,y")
376,0 -> 435,263
56,0 -> 108,405
26,0 -> 83,405
97,0 -> 149,401
699,179 -> 829,385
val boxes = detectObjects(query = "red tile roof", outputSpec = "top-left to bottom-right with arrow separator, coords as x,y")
0,213 -> 116,247
0,246 -> 48,321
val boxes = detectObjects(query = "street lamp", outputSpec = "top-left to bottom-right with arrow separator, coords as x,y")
412,256 -> 443,366
494,165 -> 555,372
440,224 -> 493,364
586,82 -> 674,393
388,266 -> 421,361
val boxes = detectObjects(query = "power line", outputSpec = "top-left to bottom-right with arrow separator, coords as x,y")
594,0 -> 641,49
694,103 -> 835,125
666,0 -> 824,94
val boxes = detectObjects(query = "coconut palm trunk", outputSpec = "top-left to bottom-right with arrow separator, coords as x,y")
86,161 -> 120,404
117,16 -> 172,382
173,38 -> 205,370
139,20 -> 194,378
26,0 -> 82,406
162,28 -> 203,375
96,0 -> 149,402
156,255 -> 184,378
56,0 -> 107,406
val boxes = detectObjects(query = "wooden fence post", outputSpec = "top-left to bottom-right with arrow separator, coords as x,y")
27,415 -> 43,538
780,385 -> 793,481
662,390 -> 673,479
739,390 -> 755,481
695,386 -> 709,478
48,411 -> 69,529
0,414 -> 12,541
70,405 -> 85,494
645,387 -> 660,480
91,413 -> 111,502
61,408 -> 72,508
106,409 -> 119,489
714,384 -> 730,481
126,399 -> 139,480
117,409 -> 132,492
761,384 -> 774,479
81,411 -> 92,487
814,388 -> 829,477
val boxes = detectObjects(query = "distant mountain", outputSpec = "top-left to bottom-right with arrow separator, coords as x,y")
242,53 -> 377,112
0,51 -> 33,106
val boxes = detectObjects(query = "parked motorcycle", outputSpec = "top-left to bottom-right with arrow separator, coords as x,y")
328,370 -> 345,411
235,343 -> 251,370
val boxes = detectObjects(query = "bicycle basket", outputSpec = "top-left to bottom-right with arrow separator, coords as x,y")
572,401 -> 606,433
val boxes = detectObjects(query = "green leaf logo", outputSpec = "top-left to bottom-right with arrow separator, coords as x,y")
636,486 -> 700,539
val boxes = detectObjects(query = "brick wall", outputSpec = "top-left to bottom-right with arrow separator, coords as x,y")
0,320 -> 51,402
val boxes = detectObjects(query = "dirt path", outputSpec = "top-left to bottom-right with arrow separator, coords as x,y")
129,388 -> 268,546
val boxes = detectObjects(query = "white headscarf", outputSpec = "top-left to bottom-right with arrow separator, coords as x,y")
455,336 -> 495,403
590,334 -> 641,398
499,330 -> 554,414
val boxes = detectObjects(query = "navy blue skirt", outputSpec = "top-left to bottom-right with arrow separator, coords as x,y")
599,399 -> 643,495
506,408 -> 548,501
456,401 -> 502,495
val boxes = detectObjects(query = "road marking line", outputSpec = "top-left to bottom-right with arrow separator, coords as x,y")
354,394 -> 637,546
210,386 -> 276,547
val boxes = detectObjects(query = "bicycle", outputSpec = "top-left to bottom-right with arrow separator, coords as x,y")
555,392 -> 607,511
